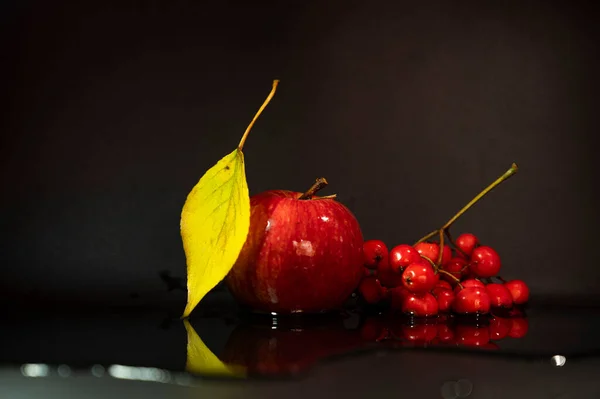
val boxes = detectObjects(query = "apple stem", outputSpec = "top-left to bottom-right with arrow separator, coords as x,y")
238,79 -> 280,151
299,177 -> 329,200
414,163 -> 519,245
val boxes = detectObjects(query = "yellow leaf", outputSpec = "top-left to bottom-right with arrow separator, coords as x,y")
183,320 -> 246,378
180,147 -> 250,318
180,80 -> 280,318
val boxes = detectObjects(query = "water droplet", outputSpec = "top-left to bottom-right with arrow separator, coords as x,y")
551,355 -> 566,367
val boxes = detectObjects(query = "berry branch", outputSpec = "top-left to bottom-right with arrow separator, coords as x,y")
415,163 -> 519,245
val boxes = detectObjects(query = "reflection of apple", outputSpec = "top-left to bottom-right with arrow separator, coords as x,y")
220,315 -> 364,376
226,179 -> 364,314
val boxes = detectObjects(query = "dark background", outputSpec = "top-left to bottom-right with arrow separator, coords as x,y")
1,0 -> 598,308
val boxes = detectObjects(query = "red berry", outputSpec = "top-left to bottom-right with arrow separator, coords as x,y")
508,317 -> 529,338
401,323 -> 438,343
435,280 -> 452,290
376,256 -> 404,288
362,267 -> 375,278
453,278 -> 485,294
455,233 -> 479,257
485,283 -> 513,308
358,277 -> 385,304
469,246 -> 501,278
363,240 -> 388,269
389,244 -> 421,274
452,286 -> 491,314
442,257 -> 468,282
489,316 -> 512,340
455,325 -> 490,347
504,280 -> 530,305
389,285 -> 411,310
401,263 -> 438,293
414,242 -> 452,266
401,292 -> 439,317
432,287 -> 455,313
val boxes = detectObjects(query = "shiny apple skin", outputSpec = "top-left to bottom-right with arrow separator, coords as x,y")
225,190 -> 364,314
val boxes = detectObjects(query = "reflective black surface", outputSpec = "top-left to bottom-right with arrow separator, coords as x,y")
2,289 -> 600,398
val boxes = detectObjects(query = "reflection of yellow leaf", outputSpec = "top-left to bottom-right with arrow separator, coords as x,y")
180,80 -> 279,318
184,320 -> 246,377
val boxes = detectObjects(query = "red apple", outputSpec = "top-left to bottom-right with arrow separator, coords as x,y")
226,185 -> 364,314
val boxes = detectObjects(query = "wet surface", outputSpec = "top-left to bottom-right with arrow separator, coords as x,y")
2,292 -> 600,398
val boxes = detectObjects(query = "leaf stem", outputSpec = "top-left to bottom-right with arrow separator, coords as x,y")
299,177 -> 329,200
238,79 -> 280,151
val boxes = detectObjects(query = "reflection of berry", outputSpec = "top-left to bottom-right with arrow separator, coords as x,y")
436,324 -> 455,343
508,317 -> 529,338
489,317 -> 512,340
455,324 -> 491,347
359,317 -> 388,341
401,323 -> 438,343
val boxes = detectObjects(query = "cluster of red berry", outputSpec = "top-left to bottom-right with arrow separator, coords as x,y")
358,236 -> 530,318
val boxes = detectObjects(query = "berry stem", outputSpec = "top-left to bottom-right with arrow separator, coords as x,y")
419,255 -> 438,272
238,80 -> 280,151
415,229 -> 438,245
436,229 -> 445,265
414,163 -> 518,245
494,276 -> 507,283
299,177 -> 329,200
444,229 -> 469,258
441,163 -> 519,230
437,269 -> 463,289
